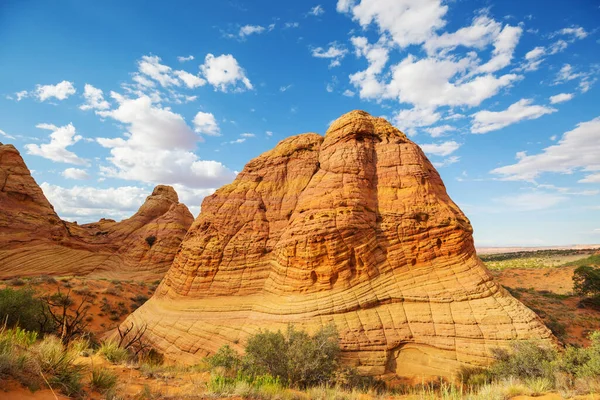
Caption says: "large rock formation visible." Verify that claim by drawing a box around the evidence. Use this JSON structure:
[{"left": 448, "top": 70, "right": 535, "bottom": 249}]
[
  {"left": 0, "top": 143, "right": 194, "bottom": 281},
  {"left": 122, "top": 111, "right": 553, "bottom": 379}
]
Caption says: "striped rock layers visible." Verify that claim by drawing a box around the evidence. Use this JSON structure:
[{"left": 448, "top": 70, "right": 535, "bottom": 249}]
[
  {"left": 0, "top": 143, "right": 193, "bottom": 281},
  {"left": 122, "top": 111, "right": 553, "bottom": 379}
]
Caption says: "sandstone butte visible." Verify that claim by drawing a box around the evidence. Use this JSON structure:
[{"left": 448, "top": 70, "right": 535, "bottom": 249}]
[
  {"left": 122, "top": 110, "right": 554, "bottom": 380},
  {"left": 0, "top": 143, "right": 194, "bottom": 281}
]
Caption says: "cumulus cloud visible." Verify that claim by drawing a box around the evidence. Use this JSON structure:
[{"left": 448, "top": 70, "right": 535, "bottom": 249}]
[
  {"left": 311, "top": 42, "right": 348, "bottom": 68},
  {"left": 338, "top": 0, "right": 448, "bottom": 48},
  {"left": 62, "top": 168, "right": 90, "bottom": 180},
  {"left": 35, "top": 81, "right": 76, "bottom": 101},
  {"left": 96, "top": 95, "right": 236, "bottom": 188},
  {"left": 15, "top": 90, "right": 29, "bottom": 101},
  {"left": 25, "top": 123, "right": 88, "bottom": 165},
  {"left": 471, "top": 99, "right": 557, "bottom": 134},
  {"left": 420, "top": 140, "right": 460, "bottom": 156},
  {"left": 177, "top": 55, "right": 194, "bottom": 62},
  {"left": 432, "top": 155, "right": 460, "bottom": 168},
  {"left": 174, "top": 70, "right": 206, "bottom": 88},
  {"left": 549, "top": 93, "right": 574, "bottom": 104},
  {"left": 393, "top": 107, "right": 441, "bottom": 135},
  {"left": 200, "top": 54, "right": 253, "bottom": 92},
  {"left": 491, "top": 117, "right": 600, "bottom": 182},
  {"left": 556, "top": 26, "right": 588, "bottom": 40},
  {"left": 193, "top": 111, "right": 220, "bottom": 136},
  {"left": 80, "top": 84, "right": 110, "bottom": 111}
]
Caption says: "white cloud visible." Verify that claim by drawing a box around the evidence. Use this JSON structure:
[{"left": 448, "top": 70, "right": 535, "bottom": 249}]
[
  {"left": 96, "top": 95, "right": 236, "bottom": 188},
  {"left": 193, "top": 111, "right": 220, "bottom": 136},
  {"left": 284, "top": 22, "right": 300, "bottom": 28},
  {"left": 239, "top": 24, "right": 266, "bottom": 38},
  {"left": 280, "top": 84, "right": 293, "bottom": 92},
  {"left": 138, "top": 55, "right": 180, "bottom": 87},
  {"left": 556, "top": 26, "right": 588, "bottom": 40},
  {"left": 174, "top": 70, "right": 206, "bottom": 88},
  {"left": 520, "top": 46, "right": 546, "bottom": 71},
  {"left": 425, "top": 124, "right": 456, "bottom": 137},
  {"left": 424, "top": 14, "right": 501, "bottom": 54},
  {"left": 200, "top": 54, "right": 253, "bottom": 92},
  {"left": 554, "top": 64, "right": 582, "bottom": 84},
  {"left": 240, "top": 133, "right": 255, "bottom": 137},
  {"left": 35, "top": 81, "right": 76, "bottom": 101},
  {"left": 420, "top": 140, "right": 460, "bottom": 156},
  {"left": 25, "top": 123, "right": 88, "bottom": 165},
  {"left": 385, "top": 55, "right": 520, "bottom": 109},
  {"left": 475, "top": 24, "right": 522, "bottom": 74},
  {"left": 493, "top": 192, "right": 568, "bottom": 211},
  {"left": 0, "top": 129, "right": 16, "bottom": 140},
  {"left": 342, "top": 89, "right": 355, "bottom": 97},
  {"left": 309, "top": 5, "right": 325, "bottom": 16},
  {"left": 433, "top": 155, "right": 460, "bottom": 168},
  {"left": 227, "top": 138, "right": 246, "bottom": 144},
  {"left": 393, "top": 107, "right": 441, "bottom": 135},
  {"left": 337, "top": 0, "right": 448, "bottom": 48},
  {"left": 549, "top": 93, "right": 574, "bottom": 104},
  {"left": 177, "top": 55, "right": 194, "bottom": 62},
  {"left": 491, "top": 116, "right": 600, "bottom": 182},
  {"left": 80, "top": 84, "right": 110, "bottom": 111},
  {"left": 15, "top": 90, "right": 28, "bottom": 101},
  {"left": 62, "top": 168, "right": 90, "bottom": 180},
  {"left": 266, "top": 131, "right": 273, "bottom": 137},
  {"left": 311, "top": 42, "right": 348, "bottom": 68},
  {"left": 471, "top": 99, "right": 557, "bottom": 134}
]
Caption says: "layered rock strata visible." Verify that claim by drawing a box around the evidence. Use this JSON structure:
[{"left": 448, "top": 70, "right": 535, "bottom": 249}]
[
  {"left": 122, "top": 111, "right": 553, "bottom": 379},
  {"left": 0, "top": 143, "right": 193, "bottom": 281}
]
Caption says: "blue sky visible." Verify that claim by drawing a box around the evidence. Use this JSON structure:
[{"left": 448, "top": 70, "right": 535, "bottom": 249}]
[{"left": 1, "top": 0, "right": 599, "bottom": 247}]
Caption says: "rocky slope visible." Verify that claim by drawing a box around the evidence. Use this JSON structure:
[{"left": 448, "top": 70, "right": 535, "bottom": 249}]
[
  {"left": 123, "top": 110, "right": 553, "bottom": 380},
  {"left": 0, "top": 143, "right": 194, "bottom": 281}
]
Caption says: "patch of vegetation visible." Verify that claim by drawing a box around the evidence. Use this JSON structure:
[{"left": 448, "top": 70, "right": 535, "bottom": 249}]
[
  {"left": 564, "top": 254, "right": 600, "bottom": 268},
  {"left": 98, "top": 340, "right": 129, "bottom": 364},
  {"left": 0, "top": 287, "right": 55, "bottom": 335},
  {"left": 145, "top": 235, "right": 157, "bottom": 247},
  {"left": 90, "top": 367, "right": 118, "bottom": 394}
]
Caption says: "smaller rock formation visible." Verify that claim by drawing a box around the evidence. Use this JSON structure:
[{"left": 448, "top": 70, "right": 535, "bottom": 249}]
[{"left": 0, "top": 144, "right": 194, "bottom": 281}]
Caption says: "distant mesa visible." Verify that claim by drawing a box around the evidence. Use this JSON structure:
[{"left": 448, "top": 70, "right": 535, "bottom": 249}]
[
  {"left": 122, "top": 110, "right": 554, "bottom": 380},
  {"left": 0, "top": 143, "right": 193, "bottom": 281}
]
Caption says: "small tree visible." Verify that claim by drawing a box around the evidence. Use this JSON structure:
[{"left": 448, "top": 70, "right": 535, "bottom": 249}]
[
  {"left": 573, "top": 265, "right": 600, "bottom": 298},
  {"left": 0, "top": 288, "right": 55, "bottom": 334}
]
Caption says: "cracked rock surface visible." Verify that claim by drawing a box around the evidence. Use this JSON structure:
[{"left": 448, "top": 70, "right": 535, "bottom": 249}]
[
  {"left": 0, "top": 144, "right": 194, "bottom": 281},
  {"left": 122, "top": 111, "right": 553, "bottom": 379}
]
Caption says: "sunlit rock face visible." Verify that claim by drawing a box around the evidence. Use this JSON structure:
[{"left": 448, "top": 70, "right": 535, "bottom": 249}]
[
  {"left": 121, "top": 111, "right": 553, "bottom": 380},
  {"left": 0, "top": 143, "right": 194, "bottom": 281}
]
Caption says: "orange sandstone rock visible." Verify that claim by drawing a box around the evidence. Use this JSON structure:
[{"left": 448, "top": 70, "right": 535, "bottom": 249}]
[
  {"left": 0, "top": 143, "right": 193, "bottom": 281},
  {"left": 122, "top": 111, "right": 553, "bottom": 379}
]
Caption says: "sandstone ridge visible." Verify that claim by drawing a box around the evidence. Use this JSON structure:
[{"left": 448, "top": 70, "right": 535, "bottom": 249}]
[
  {"left": 0, "top": 143, "right": 194, "bottom": 281},
  {"left": 123, "top": 110, "right": 553, "bottom": 379}
]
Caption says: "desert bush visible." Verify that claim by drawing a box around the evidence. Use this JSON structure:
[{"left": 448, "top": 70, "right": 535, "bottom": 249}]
[
  {"left": 91, "top": 367, "right": 118, "bottom": 394},
  {"left": 0, "top": 288, "right": 55, "bottom": 335},
  {"left": 145, "top": 235, "right": 156, "bottom": 247},
  {"left": 573, "top": 265, "right": 600, "bottom": 297},
  {"left": 489, "top": 340, "right": 557, "bottom": 382},
  {"left": 98, "top": 340, "right": 130, "bottom": 364},
  {"left": 207, "top": 344, "right": 241, "bottom": 373},
  {"left": 8, "top": 277, "right": 26, "bottom": 286},
  {"left": 34, "top": 335, "right": 85, "bottom": 396}
]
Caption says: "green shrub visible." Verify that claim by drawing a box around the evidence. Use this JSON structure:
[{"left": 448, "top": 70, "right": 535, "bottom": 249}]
[
  {"left": 206, "top": 344, "right": 241, "bottom": 372},
  {"left": 91, "top": 368, "right": 118, "bottom": 393},
  {"left": 489, "top": 341, "right": 557, "bottom": 382},
  {"left": 0, "top": 288, "right": 55, "bottom": 335},
  {"left": 241, "top": 324, "right": 340, "bottom": 388},
  {"left": 98, "top": 340, "right": 129, "bottom": 364},
  {"left": 573, "top": 265, "right": 600, "bottom": 297}
]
